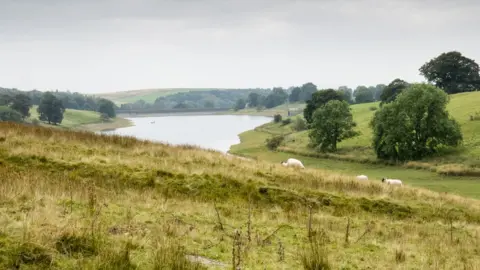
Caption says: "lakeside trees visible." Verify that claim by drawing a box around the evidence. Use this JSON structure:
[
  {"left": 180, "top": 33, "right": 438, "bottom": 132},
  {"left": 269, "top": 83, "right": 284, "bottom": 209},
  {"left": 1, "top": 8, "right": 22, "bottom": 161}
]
[
  {"left": 303, "top": 89, "right": 345, "bottom": 124},
  {"left": 37, "top": 92, "right": 65, "bottom": 125},
  {"left": 97, "top": 98, "right": 116, "bottom": 118}
]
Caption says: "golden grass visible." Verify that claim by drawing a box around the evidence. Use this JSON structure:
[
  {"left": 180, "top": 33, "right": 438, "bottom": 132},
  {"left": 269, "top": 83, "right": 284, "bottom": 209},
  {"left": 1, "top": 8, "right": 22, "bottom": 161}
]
[{"left": 1, "top": 122, "right": 480, "bottom": 269}]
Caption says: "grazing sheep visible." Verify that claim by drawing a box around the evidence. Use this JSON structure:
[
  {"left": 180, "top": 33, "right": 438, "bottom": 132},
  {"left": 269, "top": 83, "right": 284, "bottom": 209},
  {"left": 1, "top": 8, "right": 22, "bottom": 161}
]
[
  {"left": 281, "top": 158, "right": 305, "bottom": 169},
  {"left": 382, "top": 178, "right": 403, "bottom": 185},
  {"left": 356, "top": 175, "right": 368, "bottom": 181}
]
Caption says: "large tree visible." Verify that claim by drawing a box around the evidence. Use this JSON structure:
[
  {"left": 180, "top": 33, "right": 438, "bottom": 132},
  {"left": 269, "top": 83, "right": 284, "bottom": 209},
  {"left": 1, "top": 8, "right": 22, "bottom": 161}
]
[
  {"left": 10, "top": 93, "right": 32, "bottom": 119},
  {"left": 380, "top": 79, "right": 410, "bottom": 106},
  {"left": 419, "top": 51, "right": 480, "bottom": 94},
  {"left": 234, "top": 98, "right": 247, "bottom": 111},
  {"left": 37, "top": 92, "right": 65, "bottom": 125},
  {"left": 371, "top": 83, "right": 462, "bottom": 161},
  {"left": 263, "top": 87, "right": 287, "bottom": 109},
  {"left": 374, "top": 84, "right": 386, "bottom": 101},
  {"left": 247, "top": 92, "right": 262, "bottom": 107},
  {"left": 309, "top": 100, "right": 359, "bottom": 152},
  {"left": 288, "top": 87, "right": 302, "bottom": 102},
  {"left": 97, "top": 98, "right": 116, "bottom": 118},
  {"left": 303, "top": 89, "right": 345, "bottom": 124},
  {"left": 353, "top": 86, "right": 375, "bottom": 103}
]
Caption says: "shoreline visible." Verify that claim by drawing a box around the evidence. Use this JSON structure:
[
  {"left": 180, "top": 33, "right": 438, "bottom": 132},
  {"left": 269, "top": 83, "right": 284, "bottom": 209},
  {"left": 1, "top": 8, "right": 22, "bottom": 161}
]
[{"left": 76, "top": 117, "right": 134, "bottom": 132}]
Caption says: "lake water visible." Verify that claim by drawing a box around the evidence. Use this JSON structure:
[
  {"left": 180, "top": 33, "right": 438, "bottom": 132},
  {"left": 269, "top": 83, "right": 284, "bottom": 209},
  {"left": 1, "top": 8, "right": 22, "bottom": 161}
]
[{"left": 101, "top": 114, "right": 272, "bottom": 153}]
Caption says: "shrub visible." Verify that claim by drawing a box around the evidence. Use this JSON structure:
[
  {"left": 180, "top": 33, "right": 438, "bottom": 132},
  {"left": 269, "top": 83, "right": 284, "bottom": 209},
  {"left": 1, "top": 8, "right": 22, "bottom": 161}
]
[
  {"left": 273, "top": 114, "right": 282, "bottom": 123},
  {"left": 292, "top": 116, "right": 307, "bottom": 131},
  {"left": 369, "top": 106, "right": 378, "bottom": 111},
  {"left": 281, "top": 118, "right": 292, "bottom": 125},
  {"left": 266, "top": 135, "right": 285, "bottom": 150}
]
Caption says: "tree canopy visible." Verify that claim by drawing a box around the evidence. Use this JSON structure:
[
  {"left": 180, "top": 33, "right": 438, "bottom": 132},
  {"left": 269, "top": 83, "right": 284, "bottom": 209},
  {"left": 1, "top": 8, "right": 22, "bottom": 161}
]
[
  {"left": 380, "top": 79, "right": 410, "bottom": 106},
  {"left": 353, "top": 86, "right": 375, "bottom": 103},
  {"left": 419, "top": 51, "right": 480, "bottom": 94},
  {"left": 37, "top": 92, "right": 65, "bottom": 125},
  {"left": 234, "top": 99, "right": 247, "bottom": 111},
  {"left": 309, "top": 100, "right": 359, "bottom": 152},
  {"left": 371, "top": 83, "right": 463, "bottom": 161},
  {"left": 0, "top": 106, "right": 23, "bottom": 123},
  {"left": 10, "top": 94, "right": 32, "bottom": 119},
  {"left": 97, "top": 98, "right": 116, "bottom": 118},
  {"left": 304, "top": 89, "right": 345, "bottom": 124}
]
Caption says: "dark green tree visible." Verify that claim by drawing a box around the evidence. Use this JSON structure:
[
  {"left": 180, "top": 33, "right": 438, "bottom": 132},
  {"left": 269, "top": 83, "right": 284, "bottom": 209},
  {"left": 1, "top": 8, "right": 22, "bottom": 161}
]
[
  {"left": 37, "top": 92, "right": 65, "bottom": 125},
  {"left": 371, "top": 83, "right": 463, "bottom": 161},
  {"left": 10, "top": 94, "right": 32, "bottom": 119},
  {"left": 204, "top": 100, "right": 215, "bottom": 108},
  {"left": 380, "top": 79, "right": 410, "bottom": 106},
  {"left": 97, "top": 98, "right": 116, "bottom": 118},
  {"left": 263, "top": 88, "right": 288, "bottom": 108},
  {"left": 309, "top": 100, "right": 359, "bottom": 152},
  {"left": 299, "top": 82, "right": 317, "bottom": 101},
  {"left": 419, "top": 51, "right": 480, "bottom": 94},
  {"left": 303, "top": 89, "right": 344, "bottom": 124}
]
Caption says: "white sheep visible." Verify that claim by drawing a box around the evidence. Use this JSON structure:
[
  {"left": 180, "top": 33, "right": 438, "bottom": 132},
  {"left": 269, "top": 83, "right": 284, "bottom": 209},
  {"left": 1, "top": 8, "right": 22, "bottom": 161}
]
[
  {"left": 356, "top": 175, "right": 368, "bottom": 181},
  {"left": 281, "top": 158, "right": 305, "bottom": 169},
  {"left": 382, "top": 177, "right": 403, "bottom": 185}
]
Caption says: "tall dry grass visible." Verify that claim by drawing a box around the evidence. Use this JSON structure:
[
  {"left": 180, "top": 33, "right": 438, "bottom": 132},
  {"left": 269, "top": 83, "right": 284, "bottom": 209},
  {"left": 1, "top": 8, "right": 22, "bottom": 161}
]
[{"left": 1, "top": 122, "right": 480, "bottom": 269}]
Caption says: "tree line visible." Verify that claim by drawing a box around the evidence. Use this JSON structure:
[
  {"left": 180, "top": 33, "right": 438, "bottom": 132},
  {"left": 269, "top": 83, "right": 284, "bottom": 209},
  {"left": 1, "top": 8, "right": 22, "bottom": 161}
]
[
  {"left": 273, "top": 51, "right": 479, "bottom": 162},
  {"left": 0, "top": 88, "right": 117, "bottom": 125}
]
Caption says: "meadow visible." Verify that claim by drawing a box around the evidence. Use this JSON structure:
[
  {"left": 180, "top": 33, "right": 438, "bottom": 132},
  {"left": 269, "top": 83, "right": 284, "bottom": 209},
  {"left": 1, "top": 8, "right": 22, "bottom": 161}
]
[
  {"left": 231, "top": 92, "right": 480, "bottom": 180},
  {"left": 27, "top": 106, "right": 132, "bottom": 132},
  {"left": 1, "top": 122, "right": 480, "bottom": 269}
]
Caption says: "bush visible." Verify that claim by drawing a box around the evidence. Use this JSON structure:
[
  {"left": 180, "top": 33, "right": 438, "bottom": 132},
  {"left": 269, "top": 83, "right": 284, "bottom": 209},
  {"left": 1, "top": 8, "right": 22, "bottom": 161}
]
[
  {"left": 273, "top": 114, "right": 282, "bottom": 123},
  {"left": 292, "top": 116, "right": 307, "bottom": 131},
  {"left": 281, "top": 118, "right": 292, "bottom": 125},
  {"left": 369, "top": 106, "right": 378, "bottom": 111},
  {"left": 266, "top": 135, "right": 285, "bottom": 150},
  {"left": 470, "top": 112, "right": 480, "bottom": 121}
]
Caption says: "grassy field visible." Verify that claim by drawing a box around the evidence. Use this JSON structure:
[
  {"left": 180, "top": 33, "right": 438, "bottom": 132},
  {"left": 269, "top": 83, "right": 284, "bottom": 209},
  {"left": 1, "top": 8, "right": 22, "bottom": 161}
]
[
  {"left": 97, "top": 88, "right": 229, "bottom": 105},
  {"left": 28, "top": 106, "right": 132, "bottom": 131},
  {"left": 231, "top": 92, "right": 480, "bottom": 177},
  {"left": 1, "top": 122, "right": 480, "bottom": 269}
]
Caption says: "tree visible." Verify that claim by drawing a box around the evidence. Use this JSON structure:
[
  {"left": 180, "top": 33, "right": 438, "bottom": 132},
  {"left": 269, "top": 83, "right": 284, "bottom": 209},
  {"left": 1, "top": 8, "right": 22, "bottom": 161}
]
[
  {"left": 337, "top": 86, "right": 353, "bottom": 104},
  {"left": 353, "top": 86, "right": 375, "bottom": 103},
  {"left": 299, "top": 82, "right": 317, "bottom": 102},
  {"left": 97, "top": 98, "right": 116, "bottom": 118},
  {"left": 37, "top": 92, "right": 65, "bottom": 125},
  {"left": 303, "top": 89, "right": 344, "bottom": 124},
  {"left": 0, "top": 94, "right": 12, "bottom": 106},
  {"left": 204, "top": 100, "right": 215, "bottom": 108},
  {"left": 371, "top": 83, "right": 462, "bottom": 161},
  {"left": 247, "top": 92, "right": 261, "bottom": 107},
  {"left": 273, "top": 114, "right": 282, "bottom": 123},
  {"left": 289, "top": 87, "right": 302, "bottom": 102},
  {"left": 234, "top": 99, "right": 246, "bottom": 111},
  {"left": 380, "top": 79, "right": 409, "bottom": 106},
  {"left": 309, "top": 100, "right": 359, "bottom": 152},
  {"left": 0, "top": 106, "right": 23, "bottom": 123},
  {"left": 419, "top": 51, "right": 480, "bottom": 94},
  {"left": 10, "top": 94, "right": 32, "bottom": 119}
]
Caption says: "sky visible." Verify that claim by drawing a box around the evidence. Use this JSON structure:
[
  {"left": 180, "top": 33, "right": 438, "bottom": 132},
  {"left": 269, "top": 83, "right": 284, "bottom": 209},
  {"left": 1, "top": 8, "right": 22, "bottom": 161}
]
[{"left": 1, "top": 0, "right": 479, "bottom": 94}]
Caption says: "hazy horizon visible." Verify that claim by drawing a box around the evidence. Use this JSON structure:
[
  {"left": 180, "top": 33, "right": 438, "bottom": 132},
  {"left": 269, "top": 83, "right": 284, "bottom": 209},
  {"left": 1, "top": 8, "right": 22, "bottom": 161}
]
[{"left": 1, "top": 0, "right": 479, "bottom": 94}]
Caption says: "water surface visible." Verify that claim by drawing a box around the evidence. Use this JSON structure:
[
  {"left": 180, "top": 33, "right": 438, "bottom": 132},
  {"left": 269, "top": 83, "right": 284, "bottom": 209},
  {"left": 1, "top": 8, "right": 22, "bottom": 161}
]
[{"left": 101, "top": 114, "right": 272, "bottom": 153}]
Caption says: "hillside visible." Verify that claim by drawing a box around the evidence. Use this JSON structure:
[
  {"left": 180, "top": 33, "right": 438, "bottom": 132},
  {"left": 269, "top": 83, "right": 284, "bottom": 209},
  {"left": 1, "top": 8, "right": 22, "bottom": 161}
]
[
  {"left": 1, "top": 122, "right": 480, "bottom": 269},
  {"left": 230, "top": 92, "right": 480, "bottom": 197},
  {"left": 27, "top": 106, "right": 131, "bottom": 131},
  {"left": 98, "top": 88, "right": 240, "bottom": 105}
]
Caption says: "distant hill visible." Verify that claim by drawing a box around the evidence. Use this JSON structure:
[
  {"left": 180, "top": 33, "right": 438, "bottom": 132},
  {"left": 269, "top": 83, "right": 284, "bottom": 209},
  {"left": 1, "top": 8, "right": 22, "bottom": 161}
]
[{"left": 97, "top": 88, "right": 245, "bottom": 105}]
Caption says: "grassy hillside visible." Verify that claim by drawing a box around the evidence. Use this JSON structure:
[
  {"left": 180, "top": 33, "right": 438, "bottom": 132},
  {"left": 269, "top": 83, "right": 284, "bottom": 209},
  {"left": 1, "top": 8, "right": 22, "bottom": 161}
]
[
  {"left": 1, "top": 122, "right": 480, "bottom": 269},
  {"left": 230, "top": 92, "right": 480, "bottom": 199},
  {"left": 98, "top": 88, "right": 232, "bottom": 105},
  {"left": 28, "top": 106, "right": 132, "bottom": 131}
]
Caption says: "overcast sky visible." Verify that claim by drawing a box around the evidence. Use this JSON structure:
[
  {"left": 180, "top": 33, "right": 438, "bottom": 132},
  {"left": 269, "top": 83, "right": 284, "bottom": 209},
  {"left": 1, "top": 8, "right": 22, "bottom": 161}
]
[{"left": 1, "top": 0, "right": 479, "bottom": 94}]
